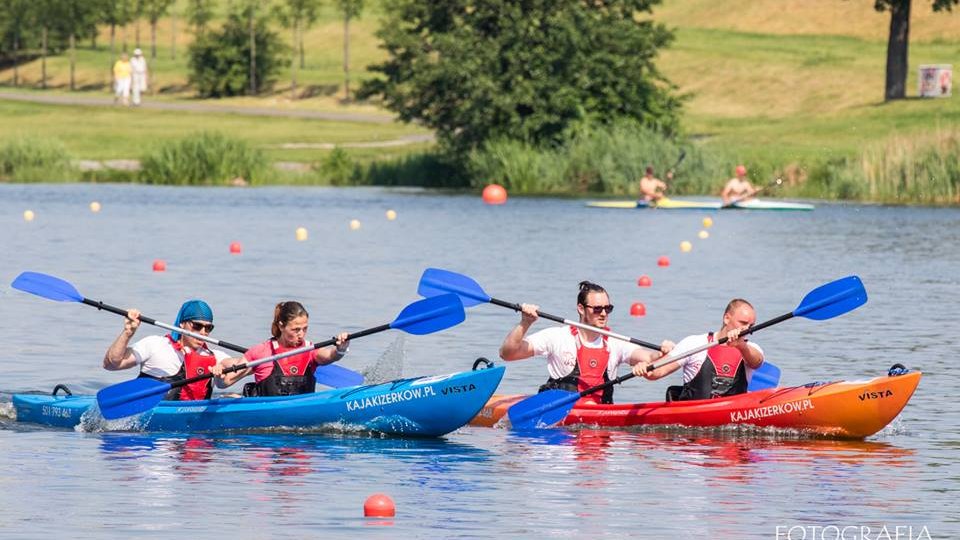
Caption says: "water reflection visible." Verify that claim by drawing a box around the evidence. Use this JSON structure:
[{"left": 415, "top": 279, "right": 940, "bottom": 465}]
[{"left": 98, "top": 432, "right": 494, "bottom": 484}]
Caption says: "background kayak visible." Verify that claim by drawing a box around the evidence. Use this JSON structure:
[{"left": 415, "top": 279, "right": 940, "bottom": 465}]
[
  {"left": 470, "top": 369, "right": 920, "bottom": 439},
  {"left": 14, "top": 366, "right": 504, "bottom": 437},
  {"left": 585, "top": 197, "right": 814, "bottom": 210}
]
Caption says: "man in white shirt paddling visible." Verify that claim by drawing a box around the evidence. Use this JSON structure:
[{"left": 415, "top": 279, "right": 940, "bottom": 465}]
[
  {"left": 634, "top": 298, "right": 764, "bottom": 401},
  {"left": 500, "top": 281, "right": 674, "bottom": 404}
]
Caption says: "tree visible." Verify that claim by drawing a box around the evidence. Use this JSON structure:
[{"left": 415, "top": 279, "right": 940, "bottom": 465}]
[
  {"left": 875, "top": 0, "right": 958, "bottom": 101},
  {"left": 58, "top": 0, "right": 100, "bottom": 90},
  {"left": 188, "top": 10, "right": 288, "bottom": 97},
  {"left": 185, "top": 0, "right": 216, "bottom": 37},
  {"left": 274, "top": 0, "right": 322, "bottom": 98},
  {"left": 140, "top": 0, "right": 174, "bottom": 59},
  {"left": 100, "top": 0, "right": 135, "bottom": 58},
  {"left": 336, "top": 0, "right": 362, "bottom": 102},
  {"left": 360, "top": 0, "right": 681, "bottom": 157},
  {"left": 0, "top": 0, "right": 36, "bottom": 87}
]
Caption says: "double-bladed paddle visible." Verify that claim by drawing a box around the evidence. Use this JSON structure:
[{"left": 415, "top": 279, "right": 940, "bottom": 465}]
[
  {"left": 11, "top": 271, "right": 364, "bottom": 388},
  {"left": 419, "top": 267, "right": 782, "bottom": 390},
  {"left": 506, "top": 275, "right": 868, "bottom": 429},
  {"left": 722, "top": 178, "right": 784, "bottom": 209},
  {"left": 94, "top": 293, "right": 466, "bottom": 419},
  {"left": 418, "top": 268, "right": 664, "bottom": 350}
]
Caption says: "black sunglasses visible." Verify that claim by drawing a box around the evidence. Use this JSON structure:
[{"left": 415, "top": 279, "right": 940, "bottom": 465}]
[
  {"left": 582, "top": 304, "right": 614, "bottom": 314},
  {"left": 187, "top": 321, "right": 215, "bottom": 333}
]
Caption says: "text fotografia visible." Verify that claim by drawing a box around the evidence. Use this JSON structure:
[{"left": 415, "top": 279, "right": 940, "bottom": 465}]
[{"left": 775, "top": 525, "right": 932, "bottom": 540}]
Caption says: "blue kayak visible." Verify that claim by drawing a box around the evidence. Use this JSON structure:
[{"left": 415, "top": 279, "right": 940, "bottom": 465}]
[{"left": 13, "top": 366, "right": 504, "bottom": 437}]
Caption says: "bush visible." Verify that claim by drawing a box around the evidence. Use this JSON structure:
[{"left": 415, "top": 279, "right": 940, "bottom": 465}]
[
  {"left": 139, "top": 132, "right": 269, "bottom": 185},
  {"left": 316, "top": 148, "right": 358, "bottom": 186},
  {"left": 466, "top": 121, "right": 720, "bottom": 195},
  {"left": 188, "top": 12, "right": 288, "bottom": 98},
  {"left": 0, "top": 137, "right": 75, "bottom": 182},
  {"left": 364, "top": 153, "right": 468, "bottom": 188}
]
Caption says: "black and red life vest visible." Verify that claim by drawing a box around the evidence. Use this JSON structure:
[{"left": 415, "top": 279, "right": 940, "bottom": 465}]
[
  {"left": 244, "top": 340, "right": 317, "bottom": 397},
  {"left": 677, "top": 333, "right": 748, "bottom": 401},
  {"left": 136, "top": 335, "right": 217, "bottom": 401},
  {"left": 538, "top": 326, "right": 613, "bottom": 404}
]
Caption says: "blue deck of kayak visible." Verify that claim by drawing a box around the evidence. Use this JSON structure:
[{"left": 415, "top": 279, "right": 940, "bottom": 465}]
[{"left": 13, "top": 366, "right": 504, "bottom": 437}]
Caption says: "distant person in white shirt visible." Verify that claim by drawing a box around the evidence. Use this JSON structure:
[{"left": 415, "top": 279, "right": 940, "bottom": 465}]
[{"left": 130, "top": 48, "right": 149, "bottom": 106}]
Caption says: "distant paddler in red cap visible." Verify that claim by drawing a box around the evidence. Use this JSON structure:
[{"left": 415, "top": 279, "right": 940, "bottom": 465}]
[
  {"left": 104, "top": 299, "right": 231, "bottom": 401},
  {"left": 721, "top": 164, "right": 758, "bottom": 205}
]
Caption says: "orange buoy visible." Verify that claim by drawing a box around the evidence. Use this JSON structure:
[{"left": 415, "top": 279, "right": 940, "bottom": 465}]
[
  {"left": 630, "top": 302, "right": 646, "bottom": 317},
  {"left": 637, "top": 275, "right": 652, "bottom": 287},
  {"left": 152, "top": 259, "right": 167, "bottom": 272},
  {"left": 364, "top": 494, "right": 396, "bottom": 517},
  {"left": 482, "top": 184, "right": 507, "bottom": 205},
  {"left": 229, "top": 242, "right": 242, "bottom": 254},
  {"left": 657, "top": 256, "right": 670, "bottom": 267}
]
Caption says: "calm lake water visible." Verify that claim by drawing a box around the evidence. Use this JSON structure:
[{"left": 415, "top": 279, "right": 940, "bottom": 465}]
[{"left": 1, "top": 184, "right": 957, "bottom": 539}]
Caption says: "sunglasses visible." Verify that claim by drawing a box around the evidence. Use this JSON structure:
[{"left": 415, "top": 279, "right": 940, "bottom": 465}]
[
  {"left": 187, "top": 321, "right": 215, "bottom": 333},
  {"left": 582, "top": 304, "right": 614, "bottom": 315}
]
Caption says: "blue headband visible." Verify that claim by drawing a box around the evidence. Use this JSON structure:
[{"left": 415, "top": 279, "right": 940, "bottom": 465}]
[{"left": 171, "top": 299, "right": 213, "bottom": 341}]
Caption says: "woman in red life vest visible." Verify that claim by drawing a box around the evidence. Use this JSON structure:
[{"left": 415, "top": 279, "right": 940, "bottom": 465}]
[
  {"left": 213, "top": 301, "right": 349, "bottom": 397},
  {"left": 634, "top": 298, "right": 765, "bottom": 401},
  {"left": 499, "top": 281, "right": 674, "bottom": 404},
  {"left": 103, "top": 299, "right": 230, "bottom": 401}
]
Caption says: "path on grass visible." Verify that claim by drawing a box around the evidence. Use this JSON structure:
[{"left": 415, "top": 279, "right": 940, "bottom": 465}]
[{"left": 0, "top": 89, "right": 435, "bottom": 145}]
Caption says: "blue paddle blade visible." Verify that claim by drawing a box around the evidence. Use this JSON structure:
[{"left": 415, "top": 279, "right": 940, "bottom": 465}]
[
  {"left": 389, "top": 293, "right": 465, "bottom": 335},
  {"left": 96, "top": 378, "right": 171, "bottom": 420},
  {"left": 794, "top": 275, "right": 867, "bottom": 320},
  {"left": 314, "top": 363, "right": 364, "bottom": 387},
  {"left": 507, "top": 390, "right": 579, "bottom": 430},
  {"left": 748, "top": 361, "right": 781, "bottom": 391},
  {"left": 11, "top": 272, "right": 84, "bottom": 302},
  {"left": 417, "top": 268, "right": 492, "bottom": 308}
]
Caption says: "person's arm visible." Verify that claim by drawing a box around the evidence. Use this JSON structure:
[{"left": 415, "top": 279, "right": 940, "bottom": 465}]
[
  {"left": 316, "top": 332, "right": 350, "bottom": 365},
  {"left": 499, "top": 304, "right": 539, "bottom": 361},
  {"left": 632, "top": 337, "right": 694, "bottom": 380},
  {"left": 211, "top": 356, "right": 251, "bottom": 388},
  {"left": 103, "top": 309, "right": 141, "bottom": 371},
  {"left": 627, "top": 339, "right": 674, "bottom": 367},
  {"left": 725, "top": 327, "right": 764, "bottom": 369}
]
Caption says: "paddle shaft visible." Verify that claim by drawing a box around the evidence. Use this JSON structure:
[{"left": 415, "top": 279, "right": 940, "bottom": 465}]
[
  {"left": 488, "top": 297, "right": 662, "bottom": 351},
  {"left": 565, "top": 311, "right": 794, "bottom": 400},
  {"left": 166, "top": 324, "right": 388, "bottom": 391},
  {"left": 81, "top": 298, "right": 250, "bottom": 353}
]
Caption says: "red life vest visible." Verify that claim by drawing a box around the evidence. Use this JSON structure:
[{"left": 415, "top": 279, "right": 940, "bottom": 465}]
[
  {"left": 571, "top": 327, "right": 612, "bottom": 404},
  {"left": 537, "top": 327, "right": 614, "bottom": 404},
  {"left": 168, "top": 335, "right": 217, "bottom": 401},
  {"left": 678, "top": 333, "right": 748, "bottom": 401},
  {"left": 247, "top": 340, "right": 317, "bottom": 397}
]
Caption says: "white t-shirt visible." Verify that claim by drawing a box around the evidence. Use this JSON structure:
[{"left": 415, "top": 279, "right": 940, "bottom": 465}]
[
  {"left": 672, "top": 333, "right": 763, "bottom": 384},
  {"left": 130, "top": 56, "right": 148, "bottom": 75},
  {"left": 131, "top": 334, "right": 230, "bottom": 378},
  {"left": 524, "top": 326, "right": 640, "bottom": 381}
]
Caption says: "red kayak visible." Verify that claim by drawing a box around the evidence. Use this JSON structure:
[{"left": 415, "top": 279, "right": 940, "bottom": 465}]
[{"left": 470, "top": 369, "right": 921, "bottom": 439}]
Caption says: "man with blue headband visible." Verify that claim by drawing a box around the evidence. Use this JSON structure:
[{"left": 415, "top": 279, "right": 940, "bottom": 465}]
[{"left": 103, "top": 299, "right": 231, "bottom": 401}]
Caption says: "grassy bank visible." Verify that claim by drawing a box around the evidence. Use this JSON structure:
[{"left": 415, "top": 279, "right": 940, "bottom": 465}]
[{"left": 0, "top": 99, "right": 428, "bottom": 163}]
